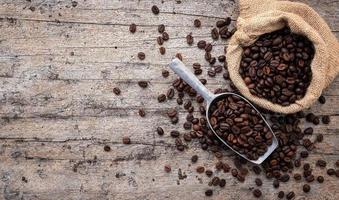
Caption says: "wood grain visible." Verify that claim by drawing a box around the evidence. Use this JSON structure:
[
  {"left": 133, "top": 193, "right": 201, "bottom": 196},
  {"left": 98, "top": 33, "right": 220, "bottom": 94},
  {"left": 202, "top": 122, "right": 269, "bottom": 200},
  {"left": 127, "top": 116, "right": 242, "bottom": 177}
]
[{"left": 0, "top": 0, "right": 338, "bottom": 199}]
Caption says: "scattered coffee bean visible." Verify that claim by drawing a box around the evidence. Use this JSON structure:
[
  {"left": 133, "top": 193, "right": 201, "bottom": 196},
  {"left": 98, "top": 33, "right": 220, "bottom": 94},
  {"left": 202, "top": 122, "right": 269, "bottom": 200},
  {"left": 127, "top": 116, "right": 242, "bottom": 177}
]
[
  {"left": 162, "top": 32, "right": 169, "bottom": 41},
  {"left": 212, "top": 177, "right": 220, "bottom": 186},
  {"left": 159, "top": 47, "right": 166, "bottom": 55},
  {"left": 104, "top": 145, "right": 111, "bottom": 152},
  {"left": 137, "top": 52, "right": 146, "bottom": 60},
  {"left": 205, "top": 170, "right": 213, "bottom": 177},
  {"left": 322, "top": 115, "right": 330, "bottom": 124},
  {"left": 194, "top": 19, "right": 201, "bottom": 27},
  {"left": 252, "top": 166, "right": 262, "bottom": 175},
  {"left": 303, "top": 127, "right": 313, "bottom": 135},
  {"left": 138, "top": 81, "right": 148, "bottom": 88},
  {"left": 176, "top": 53, "right": 183, "bottom": 61},
  {"left": 211, "top": 28, "right": 219, "bottom": 40},
  {"left": 317, "top": 176, "right": 324, "bottom": 183},
  {"left": 122, "top": 137, "right": 131, "bottom": 144},
  {"left": 240, "top": 27, "right": 314, "bottom": 106},
  {"left": 312, "top": 116, "right": 320, "bottom": 125},
  {"left": 253, "top": 189, "right": 262, "bottom": 198},
  {"left": 327, "top": 168, "right": 335, "bottom": 176},
  {"left": 186, "top": 33, "right": 194, "bottom": 45},
  {"left": 151, "top": 5, "right": 159, "bottom": 14},
  {"left": 316, "top": 159, "right": 327, "bottom": 168},
  {"left": 164, "top": 165, "right": 171, "bottom": 173},
  {"left": 158, "top": 94, "right": 166, "bottom": 102},
  {"left": 177, "top": 98, "right": 183, "bottom": 105},
  {"left": 218, "top": 55, "right": 226, "bottom": 62},
  {"left": 205, "top": 43, "right": 213, "bottom": 52},
  {"left": 205, "top": 189, "right": 213, "bottom": 197},
  {"left": 167, "top": 88, "right": 175, "bottom": 99},
  {"left": 197, "top": 40, "right": 207, "bottom": 49},
  {"left": 278, "top": 191, "right": 284, "bottom": 199},
  {"left": 273, "top": 179, "right": 280, "bottom": 188},
  {"left": 293, "top": 173, "right": 301, "bottom": 181},
  {"left": 156, "top": 127, "right": 164, "bottom": 136},
  {"left": 219, "top": 179, "right": 226, "bottom": 187},
  {"left": 255, "top": 178, "right": 263, "bottom": 186},
  {"left": 286, "top": 191, "right": 295, "bottom": 200},
  {"left": 318, "top": 95, "right": 326, "bottom": 104},
  {"left": 113, "top": 87, "right": 121, "bottom": 95},
  {"left": 157, "top": 36, "right": 164, "bottom": 45},
  {"left": 170, "top": 130, "right": 180, "bottom": 138},
  {"left": 335, "top": 169, "right": 339, "bottom": 177},
  {"left": 300, "top": 151, "right": 309, "bottom": 158},
  {"left": 191, "top": 155, "right": 198, "bottom": 163},
  {"left": 158, "top": 24, "right": 165, "bottom": 33},
  {"left": 196, "top": 166, "right": 205, "bottom": 173},
  {"left": 162, "top": 69, "right": 169, "bottom": 78},
  {"left": 336, "top": 160, "right": 339, "bottom": 167},
  {"left": 129, "top": 23, "right": 136, "bottom": 33},
  {"left": 303, "top": 184, "right": 311, "bottom": 193},
  {"left": 138, "top": 109, "right": 146, "bottom": 117}
]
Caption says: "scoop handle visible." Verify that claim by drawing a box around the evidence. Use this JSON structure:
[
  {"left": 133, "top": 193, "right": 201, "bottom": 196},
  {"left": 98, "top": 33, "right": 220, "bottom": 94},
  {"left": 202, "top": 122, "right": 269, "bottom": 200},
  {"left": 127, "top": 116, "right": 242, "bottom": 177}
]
[{"left": 169, "top": 58, "right": 214, "bottom": 103}]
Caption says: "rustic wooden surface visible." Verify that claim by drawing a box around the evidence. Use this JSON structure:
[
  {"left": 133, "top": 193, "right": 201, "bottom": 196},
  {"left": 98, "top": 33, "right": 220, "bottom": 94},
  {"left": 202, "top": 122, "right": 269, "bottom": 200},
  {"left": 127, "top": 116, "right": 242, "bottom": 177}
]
[{"left": 0, "top": 0, "right": 338, "bottom": 199}]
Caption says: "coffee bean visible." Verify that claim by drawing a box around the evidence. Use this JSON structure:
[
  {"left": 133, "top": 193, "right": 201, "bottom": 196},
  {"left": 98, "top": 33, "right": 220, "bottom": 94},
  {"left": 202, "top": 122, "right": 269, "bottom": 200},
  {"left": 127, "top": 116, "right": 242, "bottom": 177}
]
[
  {"left": 157, "top": 36, "right": 164, "bottom": 45},
  {"left": 231, "top": 169, "right": 238, "bottom": 177},
  {"left": 138, "top": 109, "right": 146, "bottom": 117},
  {"left": 196, "top": 166, "right": 205, "bottom": 173},
  {"left": 138, "top": 81, "right": 148, "bottom": 88},
  {"left": 253, "top": 189, "right": 262, "bottom": 198},
  {"left": 122, "top": 137, "right": 131, "bottom": 144},
  {"left": 191, "top": 155, "right": 198, "bottom": 163},
  {"left": 240, "top": 27, "right": 314, "bottom": 106},
  {"left": 164, "top": 165, "right": 171, "bottom": 173},
  {"left": 159, "top": 47, "right": 166, "bottom": 55},
  {"left": 186, "top": 33, "right": 194, "bottom": 45},
  {"left": 183, "top": 122, "right": 192, "bottom": 130},
  {"left": 280, "top": 174, "right": 290, "bottom": 182},
  {"left": 286, "top": 191, "right": 295, "bottom": 200},
  {"left": 216, "top": 20, "right": 227, "bottom": 28},
  {"left": 156, "top": 127, "right": 164, "bottom": 135},
  {"left": 176, "top": 53, "right": 183, "bottom": 61},
  {"left": 157, "top": 94, "right": 166, "bottom": 102},
  {"left": 194, "top": 19, "right": 201, "bottom": 27},
  {"left": 177, "top": 98, "right": 183, "bottom": 105},
  {"left": 205, "top": 43, "right": 213, "bottom": 52},
  {"left": 162, "top": 32, "right": 169, "bottom": 41},
  {"left": 317, "top": 176, "right": 324, "bottom": 183},
  {"left": 205, "top": 189, "right": 213, "bottom": 197},
  {"left": 336, "top": 160, "right": 339, "bottom": 167},
  {"left": 205, "top": 170, "right": 213, "bottom": 177},
  {"left": 197, "top": 40, "right": 207, "bottom": 49},
  {"left": 167, "top": 88, "right": 175, "bottom": 99},
  {"left": 113, "top": 87, "right": 121, "bottom": 95},
  {"left": 151, "top": 5, "right": 159, "bottom": 14},
  {"left": 303, "top": 127, "right": 313, "bottom": 135},
  {"left": 158, "top": 24, "right": 165, "bottom": 33},
  {"left": 137, "top": 52, "right": 145, "bottom": 60},
  {"left": 211, "top": 28, "right": 219, "bottom": 40},
  {"left": 303, "top": 163, "right": 311, "bottom": 171},
  {"left": 303, "top": 184, "right": 310, "bottom": 193},
  {"left": 306, "top": 175, "right": 314, "bottom": 182},
  {"left": 278, "top": 191, "right": 284, "bottom": 199},
  {"left": 300, "top": 151, "right": 309, "bottom": 158},
  {"left": 335, "top": 169, "right": 339, "bottom": 177},
  {"left": 316, "top": 134, "right": 324, "bottom": 142},
  {"left": 316, "top": 159, "right": 327, "bottom": 168},
  {"left": 318, "top": 95, "right": 326, "bottom": 104},
  {"left": 218, "top": 55, "right": 226, "bottom": 62},
  {"left": 129, "top": 23, "right": 136, "bottom": 33},
  {"left": 252, "top": 166, "right": 262, "bottom": 175},
  {"left": 294, "top": 159, "right": 301, "bottom": 168},
  {"left": 212, "top": 177, "right": 220, "bottom": 186},
  {"left": 293, "top": 173, "right": 301, "bottom": 181},
  {"left": 162, "top": 69, "right": 169, "bottom": 78},
  {"left": 273, "top": 179, "right": 280, "bottom": 188},
  {"left": 312, "top": 116, "right": 320, "bottom": 125},
  {"left": 207, "top": 69, "right": 216, "bottom": 77},
  {"left": 327, "top": 168, "right": 335, "bottom": 176},
  {"left": 255, "top": 178, "right": 263, "bottom": 186},
  {"left": 104, "top": 145, "right": 111, "bottom": 152},
  {"left": 219, "top": 179, "right": 226, "bottom": 187},
  {"left": 322, "top": 115, "right": 330, "bottom": 124},
  {"left": 170, "top": 130, "right": 180, "bottom": 138},
  {"left": 171, "top": 116, "right": 178, "bottom": 124}
]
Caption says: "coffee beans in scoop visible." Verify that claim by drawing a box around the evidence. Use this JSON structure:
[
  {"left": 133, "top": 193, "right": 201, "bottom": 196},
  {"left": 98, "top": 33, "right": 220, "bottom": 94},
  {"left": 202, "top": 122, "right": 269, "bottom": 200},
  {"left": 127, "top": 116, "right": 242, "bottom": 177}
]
[
  {"left": 239, "top": 27, "right": 315, "bottom": 106},
  {"left": 208, "top": 95, "right": 273, "bottom": 160}
]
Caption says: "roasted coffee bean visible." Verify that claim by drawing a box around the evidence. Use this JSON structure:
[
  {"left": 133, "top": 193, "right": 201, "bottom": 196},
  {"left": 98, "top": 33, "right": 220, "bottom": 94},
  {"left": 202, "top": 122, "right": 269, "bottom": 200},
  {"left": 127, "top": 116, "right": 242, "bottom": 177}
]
[
  {"left": 170, "top": 130, "right": 180, "bottom": 138},
  {"left": 176, "top": 98, "right": 183, "bottom": 105},
  {"left": 205, "top": 43, "right": 213, "bottom": 52},
  {"left": 156, "top": 127, "right": 164, "bottom": 135},
  {"left": 316, "top": 134, "right": 324, "bottom": 142},
  {"left": 104, "top": 145, "right": 111, "bottom": 152},
  {"left": 159, "top": 47, "right": 166, "bottom": 55},
  {"left": 158, "top": 24, "right": 165, "bottom": 33},
  {"left": 280, "top": 174, "right": 290, "bottom": 182},
  {"left": 231, "top": 169, "right": 238, "bottom": 177},
  {"left": 162, "top": 69, "right": 169, "bottom": 78},
  {"left": 253, "top": 189, "right": 262, "bottom": 198},
  {"left": 194, "top": 19, "right": 201, "bottom": 27},
  {"left": 303, "top": 184, "right": 311, "bottom": 193},
  {"left": 303, "top": 127, "right": 313, "bottom": 135},
  {"left": 240, "top": 27, "right": 314, "bottom": 106},
  {"left": 294, "top": 159, "right": 301, "bottom": 168},
  {"left": 335, "top": 169, "right": 339, "bottom": 177},
  {"left": 196, "top": 166, "right": 205, "bottom": 173},
  {"left": 306, "top": 175, "right": 314, "bottom": 182},
  {"left": 113, "top": 87, "right": 121, "bottom": 95},
  {"left": 129, "top": 23, "right": 136, "bottom": 33},
  {"left": 322, "top": 115, "right": 330, "bottom": 124},
  {"left": 278, "top": 191, "right": 284, "bottom": 199},
  {"left": 186, "top": 33, "right": 194, "bottom": 45},
  {"left": 336, "top": 160, "right": 339, "bottom": 167},
  {"left": 255, "top": 178, "right": 263, "bottom": 186},
  {"left": 157, "top": 94, "right": 166, "bottom": 102},
  {"left": 208, "top": 69, "right": 216, "bottom": 77},
  {"left": 300, "top": 151, "right": 309, "bottom": 158},
  {"left": 205, "top": 189, "right": 213, "bottom": 197},
  {"left": 252, "top": 166, "right": 262, "bottom": 175},
  {"left": 205, "top": 170, "right": 213, "bottom": 177},
  {"left": 214, "top": 65, "right": 223, "bottom": 73},
  {"left": 183, "top": 121, "right": 192, "bottom": 130},
  {"left": 151, "top": 5, "right": 159, "bottom": 14},
  {"left": 293, "top": 173, "right": 301, "bottom": 181},
  {"left": 138, "top": 81, "right": 148, "bottom": 88},
  {"left": 191, "top": 155, "right": 198, "bottom": 163},
  {"left": 171, "top": 116, "right": 178, "bottom": 124},
  {"left": 167, "top": 88, "right": 175, "bottom": 99},
  {"left": 303, "top": 163, "right": 311, "bottom": 171},
  {"left": 219, "top": 179, "right": 226, "bottom": 187},
  {"left": 306, "top": 113, "right": 316, "bottom": 122},
  {"left": 157, "top": 36, "right": 164, "bottom": 45},
  {"left": 162, "top": 32, "right": 169, "bottom": 41},
  {"left": 327, "top": 168, "right": 335, "bottom": 176},
  {"left": 286, "top": 191, "right": 295, "bottom": 200},
  {"left": 318, "top": 95, "right": 326, "bottom": 104},
  {"left": 312, "top": 116, "right": 320, "bottom": 125},
  {"left": 137, "top": 52, "right": 146, "bottom": 60},
  {"left": 122, "top": 137, "right": 131, "bottom": 144},
  {"left": 216, "top": 20, "right": 227, "bottom": 28},
  {"left": 197, "top": 40, "right": 207, "bottom": 49},
  {"left": 138, "top": 109, "right": 146, "bottom": 117},
  {"left": 273, "top": 179, "right": 280, "bottom": 188},
  {"left": 218, "top": 55, "right": 226, "bottom": 62},
  {"left": 316, "top": 159, "right": 327, "bottom": 168},
  {"left": 317, "top": 176, "right": 324, "bottom": 183},
  {"left": 176, "top": 53, "right": 183, "bottom": 61},
  {"left": 164, "top": 165, "right": 171, "bottom": 173},
  {"left": 212, "top": 177, "right": 220, "bottom": 186},
  {"left": 211, "top": 28, "right": 219, "bottom": 40}
]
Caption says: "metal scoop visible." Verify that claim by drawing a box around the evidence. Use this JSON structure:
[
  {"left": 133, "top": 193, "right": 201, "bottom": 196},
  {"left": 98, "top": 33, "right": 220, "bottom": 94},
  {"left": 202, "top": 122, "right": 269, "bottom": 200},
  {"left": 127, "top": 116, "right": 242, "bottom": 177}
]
[{"left": 169, "top": 58, "right": 278, "bottom": 164}]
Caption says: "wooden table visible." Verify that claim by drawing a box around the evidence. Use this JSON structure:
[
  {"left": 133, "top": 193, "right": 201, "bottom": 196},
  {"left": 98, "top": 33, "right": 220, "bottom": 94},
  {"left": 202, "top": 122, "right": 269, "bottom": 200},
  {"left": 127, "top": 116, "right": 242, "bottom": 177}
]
[{"left": 0, "top": 0, "right": 338, "bottom": 199}]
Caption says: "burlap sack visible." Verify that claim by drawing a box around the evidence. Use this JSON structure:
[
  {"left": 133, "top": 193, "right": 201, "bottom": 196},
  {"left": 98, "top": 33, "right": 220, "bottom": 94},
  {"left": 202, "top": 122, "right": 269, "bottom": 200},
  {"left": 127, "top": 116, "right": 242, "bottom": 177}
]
[{"left": 226, "top": 0, "right": 339, "bottom": 114}]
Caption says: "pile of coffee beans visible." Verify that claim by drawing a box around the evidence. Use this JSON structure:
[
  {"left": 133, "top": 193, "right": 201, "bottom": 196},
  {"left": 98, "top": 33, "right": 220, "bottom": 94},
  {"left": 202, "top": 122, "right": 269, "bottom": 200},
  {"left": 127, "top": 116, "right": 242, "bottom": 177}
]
[
  {"left": 239, "top": 27, "right": 315, "bottom": 106},
  {"left": 209, "top": 95, "right": 273, "bottom": 160}
]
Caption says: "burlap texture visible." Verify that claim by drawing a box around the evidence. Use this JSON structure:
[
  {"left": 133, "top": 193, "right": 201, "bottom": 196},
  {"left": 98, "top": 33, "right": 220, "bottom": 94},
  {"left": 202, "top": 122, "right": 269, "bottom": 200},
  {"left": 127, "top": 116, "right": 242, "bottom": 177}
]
[{"left": 226, "top": 0, "right": 339, "bottom": 113}]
